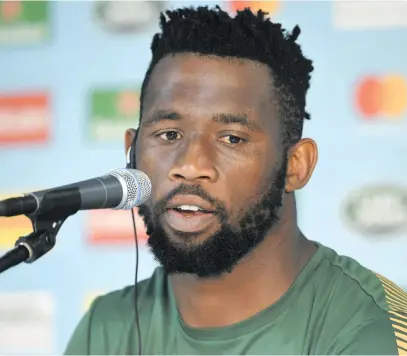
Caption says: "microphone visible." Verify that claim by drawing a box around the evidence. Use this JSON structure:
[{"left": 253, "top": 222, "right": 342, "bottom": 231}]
[{"left": 0, "top": 168, "right": 152, "bottom": 218}]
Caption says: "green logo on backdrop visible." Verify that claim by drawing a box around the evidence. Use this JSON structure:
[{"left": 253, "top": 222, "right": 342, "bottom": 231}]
[
  {"left": 0, "top": 0, "right": 50, "bottom": 45},
  {"left": 89, "top": 88, "right": 140, "bottom": 142},
  {"left": 343, "top": 185, "right": 407, "bottom": 236},
  {"left": 94, "top": 1, "right": 165, "bottom": 33}
]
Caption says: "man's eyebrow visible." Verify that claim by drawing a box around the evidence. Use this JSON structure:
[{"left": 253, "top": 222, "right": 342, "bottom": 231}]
[
  {"left": 212, "top": 113, "right": 261, "bottom": 132},
  {"left": 141, "top": 110, "right": 261, "bottom": 132},
  {"left": 142, "top": 110, "right": 182, "bottom": 127}
]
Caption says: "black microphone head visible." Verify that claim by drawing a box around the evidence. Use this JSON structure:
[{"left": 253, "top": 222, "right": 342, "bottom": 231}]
[{"left": 107, "top": 168, "right": 152, "bottom": 209}]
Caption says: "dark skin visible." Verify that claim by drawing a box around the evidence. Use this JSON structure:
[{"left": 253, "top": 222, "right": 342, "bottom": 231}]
[{"left": 125, "top": 53, "right": 318, "bottom": 328}]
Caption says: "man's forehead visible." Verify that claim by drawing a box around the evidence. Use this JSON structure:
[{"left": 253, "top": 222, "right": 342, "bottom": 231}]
[
  {"left": 151, "top": 53, "right": 270, "bottom": 76},
  {"left": 144, "top": 53, "right": 275, "bottom": 108}
]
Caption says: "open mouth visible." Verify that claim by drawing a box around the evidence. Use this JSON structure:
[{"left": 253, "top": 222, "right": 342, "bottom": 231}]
[
  {"left": 168, "top": 205, "right": 214, "bottom": 217},
  {"left": 163, "top": 202, "right": 217, "bottom": 233}
]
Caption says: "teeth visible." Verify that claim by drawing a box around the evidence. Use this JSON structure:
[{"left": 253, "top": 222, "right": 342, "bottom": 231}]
[{"left": 177, "top": 205, "right": 202, "bottom": 211}]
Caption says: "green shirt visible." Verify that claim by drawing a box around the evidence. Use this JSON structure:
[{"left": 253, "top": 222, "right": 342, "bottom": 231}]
[{"left": 65, "top": 243, "right": 407, "bottom": 355}]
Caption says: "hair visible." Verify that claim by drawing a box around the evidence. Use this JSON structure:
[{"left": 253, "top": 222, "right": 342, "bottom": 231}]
[{"left": 139, "top": 5, "right": 314, "bottom": 150}]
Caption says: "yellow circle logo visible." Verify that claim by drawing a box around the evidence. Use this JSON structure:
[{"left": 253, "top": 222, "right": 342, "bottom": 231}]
[{"left": 229, "top": 1, "right": 280, "bottom": 16}]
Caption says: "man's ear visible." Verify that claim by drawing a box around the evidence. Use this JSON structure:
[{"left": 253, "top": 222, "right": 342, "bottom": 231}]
[
  {"left": 285, "top": 138, "right": 318, "bottom": 193},
  {"left": 125, "top": 128, "right": 137, "bottom": 166}
]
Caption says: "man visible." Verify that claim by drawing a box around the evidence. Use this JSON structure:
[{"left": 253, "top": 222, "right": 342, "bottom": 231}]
[{"left": 65, "top": 5, "right": 407, "bottom": 355}]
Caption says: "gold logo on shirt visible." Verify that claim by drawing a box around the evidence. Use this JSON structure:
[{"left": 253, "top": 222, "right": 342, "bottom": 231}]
[{"left": 376, "top": 274, "right": 407, "bottom": 355}]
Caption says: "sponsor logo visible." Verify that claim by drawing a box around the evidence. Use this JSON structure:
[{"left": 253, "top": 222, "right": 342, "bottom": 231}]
[
  {"left": 343, "top": 185, "right": 407, "bottom": 236},
  {"left": 89, "top": 88, "right": 139, "bottom": 142},
  {"left": 332, "top": 1, "right": 407, "bottom": 30},
  {"left": 86, "top": 209, "right": 148, "bottom": 245},
  {"left": 228, "top": 1, "right": 280, "bottom": 16},
  {"left": 0, "top": 92, "right": 50, "bottom": 145},
  {"left": 0, "top": 193, "right": 32, "bottom": 250},
  {"left": 355, "top": 75, "right": 407, "bottom": 120},
  {"left": 94, "top": 1, "right": 165, "bottom": 33},
  {"left": 0, "top": 0, "right": 50, "bottom": 45}
]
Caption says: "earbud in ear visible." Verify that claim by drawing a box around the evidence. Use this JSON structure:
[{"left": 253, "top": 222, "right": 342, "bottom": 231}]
[{"left": 126, "top": 147, "right": 132, "bottom": 168}]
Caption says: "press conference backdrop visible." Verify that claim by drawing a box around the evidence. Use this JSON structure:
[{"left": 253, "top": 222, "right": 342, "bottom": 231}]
[{"left": 0, "top": 0, "right": 406, "bottom": 353}]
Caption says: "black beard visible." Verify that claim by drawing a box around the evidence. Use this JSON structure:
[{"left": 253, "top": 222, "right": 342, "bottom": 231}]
[{"left": 138, "top": 158, "right": 288, "bottom": 278}]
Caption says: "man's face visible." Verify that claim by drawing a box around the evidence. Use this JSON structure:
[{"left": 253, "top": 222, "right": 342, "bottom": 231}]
[{"left": 135, "top": 54, "right": 287, "bottom": 278}]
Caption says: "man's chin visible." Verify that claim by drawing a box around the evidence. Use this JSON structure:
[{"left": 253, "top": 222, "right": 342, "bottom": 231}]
[
  {"left": 147, "top": 224, "right": 249, "bottom": 278},
  {"left": 161, "top": 224, "right": 220, "bottom": 246}
]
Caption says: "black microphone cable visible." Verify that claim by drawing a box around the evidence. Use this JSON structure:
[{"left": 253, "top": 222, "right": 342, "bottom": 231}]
[{"left": 131, "top": 208, "right": 142, "bottom": 355}]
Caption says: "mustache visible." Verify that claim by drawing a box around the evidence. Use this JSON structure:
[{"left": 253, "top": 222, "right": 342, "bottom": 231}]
[{"left": 153, "top": 184, "right": 227, "bottom": 218}]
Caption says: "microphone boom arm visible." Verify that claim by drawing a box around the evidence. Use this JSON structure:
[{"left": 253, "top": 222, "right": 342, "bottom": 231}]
[{"left": 0, "top": 187, "right": 81, "bottom": 274}]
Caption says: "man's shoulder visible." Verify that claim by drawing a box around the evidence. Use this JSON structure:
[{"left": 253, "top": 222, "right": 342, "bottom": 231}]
[
  {"left": 320, "top": 244, "right": 406, "bottom": 315},
  {"left": 314, "top": 244, "right": 407, "bottom": 354},
  {"left": 90, "top": 266, "right": 168, "bottom": 322},
  {"left": 64, "top": 267, "right": 170, "bottom": 355}
]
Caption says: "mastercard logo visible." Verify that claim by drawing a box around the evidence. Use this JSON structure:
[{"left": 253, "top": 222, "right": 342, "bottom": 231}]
[
  {"left": 229, "top": 1, "right": 280, "bottom": 16},
  {"left": 355, "top": 75, "right": 407, "bottom": 119}
]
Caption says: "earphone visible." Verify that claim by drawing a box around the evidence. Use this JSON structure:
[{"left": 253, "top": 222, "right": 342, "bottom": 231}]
[
  {"left": 126, "top": 129, "right": 138, "bottom": 169},
  {"left": 126, "top": 129, "right": 143, "bottom": 355},
  {"left": 126, "top": 147, "right": 132, "bottom": 168}
]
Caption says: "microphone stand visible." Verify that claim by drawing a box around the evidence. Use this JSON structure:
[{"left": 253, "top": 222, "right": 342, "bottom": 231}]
[{"left": 0, "top": 187, "right": 81, "bottom": 274}]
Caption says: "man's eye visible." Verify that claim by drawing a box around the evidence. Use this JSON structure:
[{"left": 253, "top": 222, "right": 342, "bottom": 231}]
[
  {"left": 158, "top": 131, "right": 181, "bottom": 141},
  {"left": 219, "top": 135, "right": 244, "bottom": 145}
]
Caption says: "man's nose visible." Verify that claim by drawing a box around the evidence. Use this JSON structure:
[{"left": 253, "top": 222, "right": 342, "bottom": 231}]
[{"left": 168, "top": 138, "right": 218, "bottom": 184}]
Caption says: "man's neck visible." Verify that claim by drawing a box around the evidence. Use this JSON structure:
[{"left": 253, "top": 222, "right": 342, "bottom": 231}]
[{"left": 170, "top": 225, "right": 317, "bottom": 329}]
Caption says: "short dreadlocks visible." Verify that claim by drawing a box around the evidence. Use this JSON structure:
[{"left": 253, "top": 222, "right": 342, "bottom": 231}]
[{"left": 140, "top": 5, "right": 314, "bottom": 149}]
